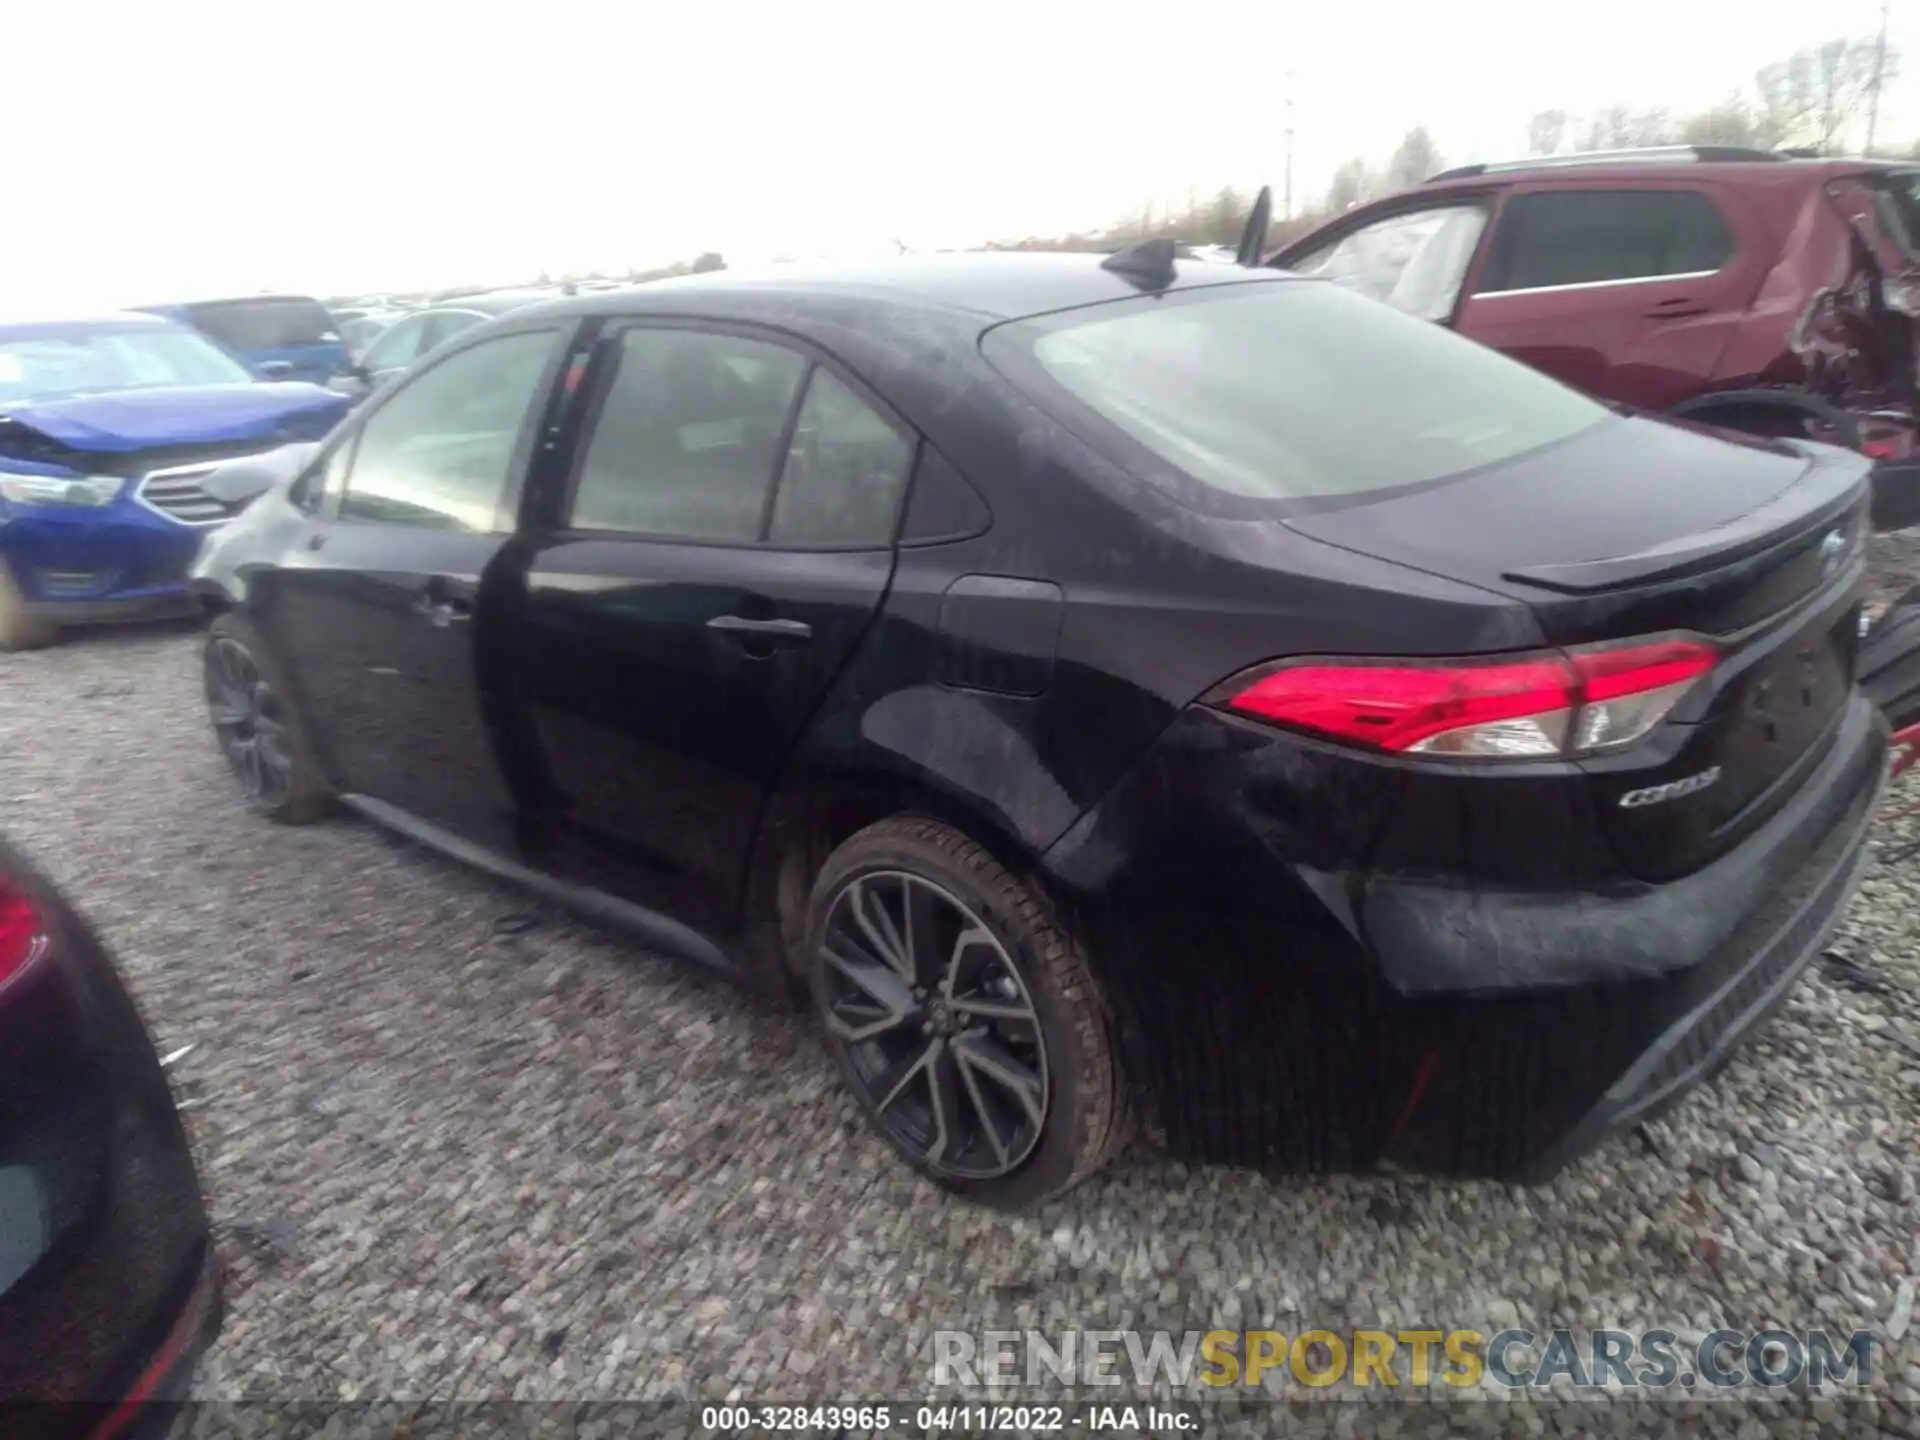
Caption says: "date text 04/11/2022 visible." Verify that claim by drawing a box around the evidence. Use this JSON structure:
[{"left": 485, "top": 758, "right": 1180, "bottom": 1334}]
[{"left": 697, "top": 1403, "right": 1200, "bottom": 1432}]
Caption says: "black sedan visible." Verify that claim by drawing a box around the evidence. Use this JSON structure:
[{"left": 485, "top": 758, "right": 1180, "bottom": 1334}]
[
  {"left": 188, "top": 250, "right": 1884, "bottom": 1206},
  {"left": 0, "top": 840, "right": 220, "bottom": 1438}
]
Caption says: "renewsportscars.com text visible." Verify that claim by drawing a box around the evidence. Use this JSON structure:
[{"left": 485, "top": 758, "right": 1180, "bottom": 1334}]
[{"left": 931, "top": 1327, "right": 1874, "bottom": 1394}]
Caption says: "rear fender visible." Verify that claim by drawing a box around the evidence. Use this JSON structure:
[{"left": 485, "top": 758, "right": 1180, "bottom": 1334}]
[{"left": 1715, "top": 181, "right": 1910, "bottom": 433}]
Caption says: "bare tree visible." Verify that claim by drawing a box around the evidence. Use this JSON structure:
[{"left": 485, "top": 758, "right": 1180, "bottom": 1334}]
[
  {"left": 1325, "top": 159, "right": 1374, "bottom": 213},
  {"left": 690, "top": 252, "right": 726, "bottom": 274},
  {"left": 1680, "top": 96, "right": 1761, "bottom": 148},
  {"left": 1384, "top": 127, "right": 1444, "bottom": 190},
  {"left": 1207, "top": 186, "right": 1244, "bottom": 247},
  {"left": 1579, "top": 105, "right": 1678, "bottom": 150},
  {"left": 1754, "top": 54, "right": 1817, "bottom": 147},
  {"left": 1810, "top": 36, "right": 1894, "bottom": 148},
  {"left": 1756, "top": 36, "right": 1898, "bottom": 150},
  {"left": 1526, "top": 109, "right": 1570, "bottom": 156}
]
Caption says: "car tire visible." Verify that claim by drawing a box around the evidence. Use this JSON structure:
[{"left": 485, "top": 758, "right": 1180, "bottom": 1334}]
[
  {"left": 203, "top": 612, "right": 332, "bottom": 824},
  {"left": 1863, "top": 584, "right": 1920, "bottom": 732},
  {"left": 0, "top": 564, "right": 58, "bottom": 652},
  {"left": 807, "top": 815, "right": 1131, "bottom": 1208}
]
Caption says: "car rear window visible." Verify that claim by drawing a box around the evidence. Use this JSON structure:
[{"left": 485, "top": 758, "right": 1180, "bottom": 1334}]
[
  {"left": 185, "top": 297, "right": 337, "bottom": 351},
  {"left": 986, "top": 279, "right": 1608, "bottom": 504}
]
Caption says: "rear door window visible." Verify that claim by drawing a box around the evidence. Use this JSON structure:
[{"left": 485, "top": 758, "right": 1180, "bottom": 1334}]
[
  {"left": 1476, "top": 189, "right": 1735, "bottom": 293},
  {"left": 985, "top": 279, "right": 1607, "bottom": 505},
  {"left": 767, "top": 369, "right": 915, "bottom": 546},
  {"left": 567, "top": 328, "right": 808, "bottom": 542}
]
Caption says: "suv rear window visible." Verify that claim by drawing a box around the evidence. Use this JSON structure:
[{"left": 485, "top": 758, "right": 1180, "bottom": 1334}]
[
  {"left": 184, "top": 297, "right": 337, "bottom": 350},
  {"left": 986, "top": 280, "right": 1607, "bottom": 504},
  {"left": 1477, "top": 190, "right": 1734, "bottom": 293}
]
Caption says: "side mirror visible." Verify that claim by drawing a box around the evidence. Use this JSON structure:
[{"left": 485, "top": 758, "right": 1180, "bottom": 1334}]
[
  {"left": 1870, "top": 458, "right": 1920, "bottom": 533},
  {"left": 256, "top": 360, "right": 295, "bottom": 381}
]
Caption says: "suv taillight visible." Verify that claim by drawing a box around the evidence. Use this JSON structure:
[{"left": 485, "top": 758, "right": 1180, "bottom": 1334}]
[
  {"left": 1211, "top": 636, "right": 1718, "bottom": 760},
  {"left": 0, "top": 878, "right": 48, "bottom": 1002}
]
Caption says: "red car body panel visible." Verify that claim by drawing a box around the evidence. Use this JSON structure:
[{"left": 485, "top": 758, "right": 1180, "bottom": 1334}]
[{"left": 1275, "top": 158, "right": 1920, "bottom": 456}]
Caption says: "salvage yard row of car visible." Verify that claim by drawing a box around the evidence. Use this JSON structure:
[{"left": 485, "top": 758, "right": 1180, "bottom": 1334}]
[{"left": 5, "top": 144, "right": 1920, "bottom": 1429}]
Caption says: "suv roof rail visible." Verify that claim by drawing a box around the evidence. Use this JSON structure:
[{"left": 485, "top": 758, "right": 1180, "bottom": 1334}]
[{"left": 1426, "top": 145, "right": 1787, "bottom": 183}]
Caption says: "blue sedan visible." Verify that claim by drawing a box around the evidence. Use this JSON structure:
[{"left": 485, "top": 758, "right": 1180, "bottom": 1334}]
[{"left": 0, "top": 313, "right": 349, "bottom": 649}]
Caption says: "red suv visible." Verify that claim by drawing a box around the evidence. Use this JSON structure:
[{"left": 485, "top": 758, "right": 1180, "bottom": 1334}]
[{"left": 1274, "top": 146, "right": 1920, "bottom": 478}]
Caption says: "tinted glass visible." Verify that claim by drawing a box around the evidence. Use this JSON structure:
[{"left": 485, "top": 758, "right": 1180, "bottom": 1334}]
[
  {"left": 569, "top": 329, "right": 806, "bottom": 541},
  {"left": 185, "top": 297, "right": 338, "bottom": 349},
  {"left": 423, "top": 311, "right": 488, "bottom": 351},
  {"left": 1288, "top": 205, "right": 1489, "bottom": 320},
  {"left": 996, "top": 281, "right": 1607, "bottom": 502},
  {"left": 342, "top": 329, "right": 559, "bottom": 531},
  {"left": 768, "top": 369, "right": 914, "bottom": 546},
  {"left": 341, "top": 315, "right": 393, "bottom": 358},
  {"left": 361, "top": 314, "right": 433, "bottom": 374},
  {"left": 0, "top": 326, "right": 252, "bottom": 402},
  {"left": 1479, "top": 190, "right": 1734, "bottom": 292}
]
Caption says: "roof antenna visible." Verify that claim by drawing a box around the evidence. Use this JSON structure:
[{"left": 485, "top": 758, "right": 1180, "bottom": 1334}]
[
  {"left": 1236, "top": 185, "right": 1274, "bottom": 267},
  {"left": 1100, "top": 235, "right": 1179, "bottom": 291}
]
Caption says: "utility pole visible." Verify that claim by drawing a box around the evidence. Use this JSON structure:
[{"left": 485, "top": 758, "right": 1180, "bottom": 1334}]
[
  {"left": 1867, "top": 0, "right": 1891, "bottom": 155},
  {"left": 1284, "top": 71, "right": 1296, "bottom": 221}
]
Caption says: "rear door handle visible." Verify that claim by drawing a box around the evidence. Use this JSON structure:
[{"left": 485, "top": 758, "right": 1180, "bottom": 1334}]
[
  {"left": 706, "top": 614, "right": 813, "bottom": 646},
  {"left": 1644, "top": 297, "right": 1709, "bottom": 318},
  {"left": 413, "top": 577, "right": 475, "bottom": 627}
]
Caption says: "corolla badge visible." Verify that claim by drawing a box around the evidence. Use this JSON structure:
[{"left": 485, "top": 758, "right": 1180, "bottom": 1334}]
[{"left": 1618, "top": 766, "right": 1722, "bottom": 809}]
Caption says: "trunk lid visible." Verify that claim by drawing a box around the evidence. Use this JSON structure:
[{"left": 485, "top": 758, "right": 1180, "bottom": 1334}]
[{"left": 1286, "top": 414, "right": 1872, "bottom": 881}]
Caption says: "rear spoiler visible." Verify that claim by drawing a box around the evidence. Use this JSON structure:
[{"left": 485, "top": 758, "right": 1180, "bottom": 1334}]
[{"left": 1501, "top": 441, "right": 1870, "bottom": 594}]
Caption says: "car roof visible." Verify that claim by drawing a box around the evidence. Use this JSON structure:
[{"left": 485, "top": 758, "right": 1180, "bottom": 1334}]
[
  {"left": 141, "top": 294, "right": 328, "bottom": 309},
  {"left": 517, "top": 252, "right": 1286, "bottom": 330},
  {"left": 439, "top": 288, "right": 571, "bottom": 316},
  {"left": 0, "top": 312, "right": 183, "bottom": 342},
  {"left": 1416, "top": 154, "right": 1909, "bottom": 197}
]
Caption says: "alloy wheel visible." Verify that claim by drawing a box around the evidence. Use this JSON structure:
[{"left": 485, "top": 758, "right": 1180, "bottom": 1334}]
[
  {"left": 204, "top": 636, "right": 295, "bottom": 809},
  {"left": 820, "top": 870, "right": 1050, "bottom": 1180}
]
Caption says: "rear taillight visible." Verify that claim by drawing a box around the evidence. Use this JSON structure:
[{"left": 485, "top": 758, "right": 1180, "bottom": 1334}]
[
  {"left": 0, "top": 878, "right": 49, "bottom": 1001},
  {"left": 1213, "top": 636, "right": 1718, "bottom": 760}
]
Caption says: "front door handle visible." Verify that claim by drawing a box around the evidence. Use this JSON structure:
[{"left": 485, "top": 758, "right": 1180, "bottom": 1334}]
[
  {"left": 412, "top": 597, "right": 471, "bottom": 627},
  {"left": 706, "top": 614, "right": 813, "bottom": 646}
]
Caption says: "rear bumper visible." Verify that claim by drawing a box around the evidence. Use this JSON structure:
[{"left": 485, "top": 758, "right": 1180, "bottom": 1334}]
[
  {"left": 1043, "top": 694, "right": 1887, "bottom": 1178},
  {"left": 1517, "top": 761, "right": 1876, "bottom": 1179},
  {"left": 85, "top": 1247, "right": 223, "bottom": 1440}
]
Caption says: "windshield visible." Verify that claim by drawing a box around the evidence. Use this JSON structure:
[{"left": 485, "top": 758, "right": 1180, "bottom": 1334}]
[
  {"left": 0, "top": 326, "right": 256, "bottom": 404},
  {"left": 991, "top": 279, "right": 1609, "bottom": 504}
]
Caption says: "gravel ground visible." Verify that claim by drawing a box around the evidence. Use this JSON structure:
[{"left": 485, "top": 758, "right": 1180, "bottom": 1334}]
[{"left": 3, "top": 619, "right": 1918, "bottom": 1438}]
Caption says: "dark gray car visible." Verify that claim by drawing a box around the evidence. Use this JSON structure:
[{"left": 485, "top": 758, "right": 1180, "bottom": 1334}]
[{"left": 328, "top": 288, "right": 567, "bottom": 403}]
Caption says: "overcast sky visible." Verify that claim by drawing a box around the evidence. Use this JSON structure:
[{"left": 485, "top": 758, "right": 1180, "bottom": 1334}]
[{"left": 6, "top": 0, "right": 1917, "bottom": 308}]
